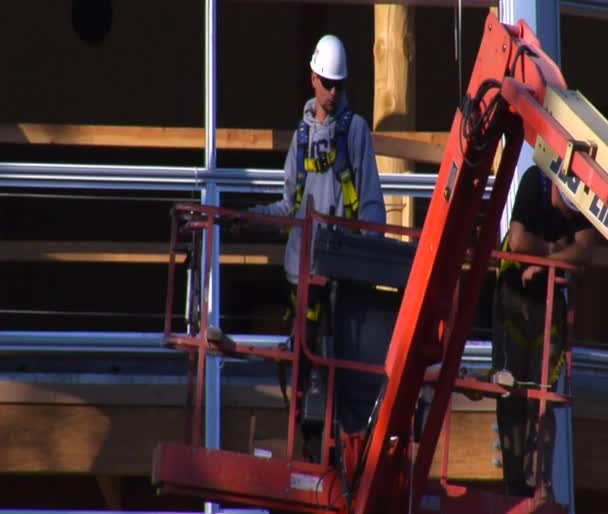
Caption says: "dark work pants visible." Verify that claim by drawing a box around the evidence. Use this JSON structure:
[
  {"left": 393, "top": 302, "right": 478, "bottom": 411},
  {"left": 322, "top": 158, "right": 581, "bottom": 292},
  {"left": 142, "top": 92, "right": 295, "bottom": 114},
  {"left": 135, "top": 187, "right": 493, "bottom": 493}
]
[
  {"left": 292, "top": 280, "right": 397, "bottom": 433},
  {"left": 287, "top": 283, "right": 329, "bottom": 462},
  {"left": 333, "top": 281, "right": 398, "bottom": 434},
  {"left": 492, "top": 278, "right": 567, "bottom": 497}
]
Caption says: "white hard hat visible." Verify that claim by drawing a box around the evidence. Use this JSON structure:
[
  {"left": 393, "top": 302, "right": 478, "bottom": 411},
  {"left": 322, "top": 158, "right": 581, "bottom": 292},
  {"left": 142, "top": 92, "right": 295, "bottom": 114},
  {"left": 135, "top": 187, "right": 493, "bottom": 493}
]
[{"left": 310, "top": 35, "right": 348, "bottom": 80}]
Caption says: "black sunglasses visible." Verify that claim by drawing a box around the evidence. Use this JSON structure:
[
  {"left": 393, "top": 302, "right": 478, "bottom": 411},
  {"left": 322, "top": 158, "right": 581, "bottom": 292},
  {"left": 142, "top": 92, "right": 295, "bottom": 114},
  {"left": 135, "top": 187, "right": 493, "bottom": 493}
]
[{"left": 318, "top": 75, "right": 345, "bottom": 91}]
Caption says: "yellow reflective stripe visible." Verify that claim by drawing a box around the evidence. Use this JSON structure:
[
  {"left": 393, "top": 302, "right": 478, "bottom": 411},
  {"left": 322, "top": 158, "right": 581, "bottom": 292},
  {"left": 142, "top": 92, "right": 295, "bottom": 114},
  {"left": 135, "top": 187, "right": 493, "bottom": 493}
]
[
  {"left": 307, "top": 302, "right": 321, "bottom": 322},
  {"left": 530, "top": 324, "right": 561, "bottom": 349},
  {"left": 503, "top": 319, "right": 565, "bottom": 386},
  {"left": 339, "top": 169, "right": 359, "bottom": 220},
  {"left": 504, "top": 319, "right": 562, "bottom": 350},
  {"left": 503, "top": 319, "right": 530, "bottom": 349},
  {"left": 293, "top": 183, "right": 304, "bottom": 212},
  {"left": 282, "top": 306, "right": 292, "bottom": 321},
  {"left": 549, "top": 349, "right": 566, "bottom": 386}
]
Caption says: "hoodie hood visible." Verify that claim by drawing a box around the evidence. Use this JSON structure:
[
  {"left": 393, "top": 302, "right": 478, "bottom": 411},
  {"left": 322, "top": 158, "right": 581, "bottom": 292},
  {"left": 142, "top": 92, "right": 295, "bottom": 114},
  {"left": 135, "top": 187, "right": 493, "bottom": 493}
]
[{"left": 302, "top": 95, "right": 349, "bottom": 127}]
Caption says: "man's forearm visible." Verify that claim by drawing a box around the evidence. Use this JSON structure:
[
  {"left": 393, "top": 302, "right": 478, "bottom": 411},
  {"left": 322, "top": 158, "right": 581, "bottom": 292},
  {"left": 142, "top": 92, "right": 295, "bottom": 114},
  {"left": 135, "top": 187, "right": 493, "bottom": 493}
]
[
  {"left": 508, "top": 228, "right": 551, "bottom": 257},
  {"left": 548, "top": 242, "right": 592, "bottom": 265},
  {"left": 548, "top": 228, "right": 596, "bottom": 265}
]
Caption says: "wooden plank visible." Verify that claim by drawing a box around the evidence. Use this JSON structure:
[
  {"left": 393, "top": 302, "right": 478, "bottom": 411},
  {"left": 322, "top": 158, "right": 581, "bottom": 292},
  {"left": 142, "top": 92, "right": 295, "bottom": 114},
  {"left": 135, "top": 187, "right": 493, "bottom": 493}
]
[
  {"left": 0, "top": 241, "right": 284, "bottom": 265},
  {"left": 4, "top": 239, "right": 607, "bottom": 269},
  {"left": 373, "top": 132, "right": 446, "bottom": 164},
  {"left": 430, "top": 411, "right": 501, "bottom": 480},
  {"left": 0, "top": 404, "right": 292, "bottom": 475},
  {"left": 0, "top": 379, "right": 494, "bottom": 412},
  {"left": 0, "top": 125, "right": 282, "bottom": 151},
  {"left": 376, "top": 131, "right": 449, "bottom": 145},
  {"left": 431, "top": 413, "right": 608, "bottom": 488},
  {"left": 227, "top": 409, "right": 608, "bottom": 488},
  {"left": 96, "top": 475, "right": 123, "bottom": 511},
  {"left": 561, "top": 3, "right": 608, "bottom": 20},
  {"left": 0, "top": 123, "right": 447, "bottom": 161},
  {"left": 0, "top": 400, "right": 604, "bottom": 491},
  {"left": 0, "top": 241, "right": 180, "bottom": 264},
  {"left": 0, "top": 406, "right": 510, "bottom": 482},
  {"left": 0, "top": 404, "right": 187, "bottom": 475},
  {"left": 0, "top": 380, "right": 189, "bottom": 407},
  {"left": 0, "top": 381, "right": 289, "bottom": 409}
]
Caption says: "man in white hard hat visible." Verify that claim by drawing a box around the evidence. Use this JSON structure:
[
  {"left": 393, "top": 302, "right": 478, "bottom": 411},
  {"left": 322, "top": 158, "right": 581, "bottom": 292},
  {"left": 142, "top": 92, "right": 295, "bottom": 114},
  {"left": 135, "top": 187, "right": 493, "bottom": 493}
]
[
  {"left": 250, "top": 34, "right": 386, "bottom": 460},
  {"left": 492, "top": 165, "right": 596, "bottom": 500},
  {"left": 251, "top": 34, "right": 385, "bottom": 284}
]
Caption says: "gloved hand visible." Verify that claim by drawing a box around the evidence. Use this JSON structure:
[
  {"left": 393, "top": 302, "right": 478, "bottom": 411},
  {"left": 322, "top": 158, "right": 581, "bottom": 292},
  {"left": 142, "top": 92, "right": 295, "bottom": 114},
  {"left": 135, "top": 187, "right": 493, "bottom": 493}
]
[
  {"left": 206, "top": 325, "right": 237, "bottom": 354},
  {"left": 216, "top": 215, "right": 249, "bottom": 238}
]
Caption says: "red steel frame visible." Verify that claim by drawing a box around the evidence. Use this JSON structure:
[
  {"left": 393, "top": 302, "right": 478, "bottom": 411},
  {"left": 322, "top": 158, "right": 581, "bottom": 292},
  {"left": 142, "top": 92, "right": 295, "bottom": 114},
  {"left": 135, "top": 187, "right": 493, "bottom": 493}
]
[
  {"left": 152, "top": 12, "right": 608, "bottom": 514},
  {"left": 155, "top": 204, "right": 418, "bottom": 513}
]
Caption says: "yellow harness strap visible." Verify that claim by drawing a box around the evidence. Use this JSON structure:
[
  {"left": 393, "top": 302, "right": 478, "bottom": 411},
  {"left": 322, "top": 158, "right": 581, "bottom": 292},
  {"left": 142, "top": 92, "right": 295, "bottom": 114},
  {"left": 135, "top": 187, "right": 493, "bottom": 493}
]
[
  {"left": 285, "top": 289, "right": 321, "bottom": 323},
  {"left": 304, "top": 148, "right": 337, "bottom": 173},
  {"left": 502, "top": 319, "right": 565, "bottom": 386},
  {"left": 498, "top": 233, "right": 522, "bottom": 278}
]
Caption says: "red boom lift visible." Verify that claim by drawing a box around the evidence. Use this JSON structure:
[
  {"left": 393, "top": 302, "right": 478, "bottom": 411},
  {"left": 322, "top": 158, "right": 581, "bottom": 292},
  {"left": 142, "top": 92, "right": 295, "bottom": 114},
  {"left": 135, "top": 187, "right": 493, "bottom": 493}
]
[{"left": 152, "top": 13, "right": 608, "bottom": 514}]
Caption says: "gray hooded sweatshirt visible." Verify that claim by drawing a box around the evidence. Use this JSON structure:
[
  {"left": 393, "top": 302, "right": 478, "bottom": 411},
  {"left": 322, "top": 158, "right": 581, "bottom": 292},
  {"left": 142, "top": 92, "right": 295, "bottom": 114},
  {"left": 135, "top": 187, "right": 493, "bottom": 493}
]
[{"left": 251, "top": 97, "right": 386, "bottom": 284}]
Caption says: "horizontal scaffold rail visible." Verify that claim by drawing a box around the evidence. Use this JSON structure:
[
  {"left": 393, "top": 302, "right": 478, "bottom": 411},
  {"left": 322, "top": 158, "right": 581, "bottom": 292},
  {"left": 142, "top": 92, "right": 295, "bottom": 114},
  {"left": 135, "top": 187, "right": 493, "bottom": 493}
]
[{"left": 0, "top": 162, "right": 494, "bottom": 195}]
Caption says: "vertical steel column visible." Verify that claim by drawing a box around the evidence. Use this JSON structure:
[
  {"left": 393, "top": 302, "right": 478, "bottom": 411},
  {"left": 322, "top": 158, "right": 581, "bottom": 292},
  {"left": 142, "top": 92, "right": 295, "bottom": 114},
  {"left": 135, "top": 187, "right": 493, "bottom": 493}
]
[
  {"left": 202, "top": 180, "right": 221, "bottom": 457},
  {"left": 498, "top": 2, "right": 572, "bottom": 510},
  {"left": 205, "top": 0, "right": 217, "bottom": 170},
  {"left": 204, "top": 0, "right": 220, "bottom": 510}
]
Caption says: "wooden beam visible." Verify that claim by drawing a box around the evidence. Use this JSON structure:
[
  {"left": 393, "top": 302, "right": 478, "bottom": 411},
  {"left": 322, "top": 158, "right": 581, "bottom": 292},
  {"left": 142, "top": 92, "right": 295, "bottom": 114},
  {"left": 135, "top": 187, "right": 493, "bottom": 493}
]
[
  {"left": 374, "top": 4, "right": 417, "bottom": 232},
  {"left": 0, "top": 404, "right": 187, "bottom": 475},
  {"left": 373, "top": 131, "right": 447, "bottom": 164},
  {"left": 96, "top": 475, "right": 123, "bottom": 510},
  {"left": 0, "top": 241, "right": 284, "bottom": 265},
  {"left": 0, "top": 395, "right": 604, "bottom": 488},
  {"left": 0, "top": 380, "right": 289, "bottom": 409},
  {"left": 3, "top": 240, "right": 607, "bottom": 269},
  {"left": 0, "top": 124, "right": 290, "bottom": 151},
  {"left": 0, "top": 123, "right": 447, "bottom": 163},
  {"left": 562, "top": 2, "right": 608, "bottom": 20},
  {"left": 0, "top": 400, "right": 599, "bottom": 489}
]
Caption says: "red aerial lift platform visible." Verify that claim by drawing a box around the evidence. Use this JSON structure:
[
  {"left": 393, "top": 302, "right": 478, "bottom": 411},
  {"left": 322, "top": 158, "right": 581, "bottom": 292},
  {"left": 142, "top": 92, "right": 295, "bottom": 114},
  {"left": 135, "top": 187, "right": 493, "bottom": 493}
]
[{"left": 152, "top": 12, "right": 608, "bottom": 514}]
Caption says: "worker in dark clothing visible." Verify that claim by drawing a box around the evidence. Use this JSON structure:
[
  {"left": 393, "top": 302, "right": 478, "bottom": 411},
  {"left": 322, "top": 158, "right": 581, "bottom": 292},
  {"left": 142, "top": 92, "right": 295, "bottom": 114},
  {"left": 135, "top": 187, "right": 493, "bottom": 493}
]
[{"left": 492, "top": 164, "right": 596, "bottom": 500}]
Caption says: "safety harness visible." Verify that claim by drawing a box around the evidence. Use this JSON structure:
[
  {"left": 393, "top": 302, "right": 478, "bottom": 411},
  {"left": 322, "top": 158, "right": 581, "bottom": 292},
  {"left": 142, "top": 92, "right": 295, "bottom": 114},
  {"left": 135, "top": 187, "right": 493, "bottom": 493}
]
[
  {"left": 294, "top": 108, "right": 359, "bottom": 220},
  {"left": 284, "top": 109, "right": 355, "bottom": 368}
]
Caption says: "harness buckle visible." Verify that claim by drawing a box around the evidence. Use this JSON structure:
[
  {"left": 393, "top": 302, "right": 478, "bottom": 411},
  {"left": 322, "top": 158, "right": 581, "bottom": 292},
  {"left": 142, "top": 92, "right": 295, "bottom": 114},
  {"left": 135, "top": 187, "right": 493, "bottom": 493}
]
[{"left": 317, "top": 153, "right": 330, "bottom": 171}]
